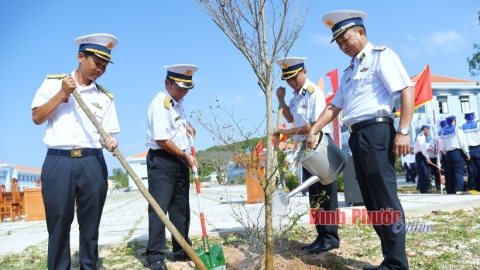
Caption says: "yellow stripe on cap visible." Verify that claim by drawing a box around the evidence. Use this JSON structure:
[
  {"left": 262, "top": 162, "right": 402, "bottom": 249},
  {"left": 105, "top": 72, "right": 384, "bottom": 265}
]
[
  {"left": 282, "top": 67, "right": 304, "bottom": 76},
  {"left": 168, "top": 76, "right": 193, "bottom": 83},
  {"left": 85, "top": 48, "right": 111, "bottom": 59}
]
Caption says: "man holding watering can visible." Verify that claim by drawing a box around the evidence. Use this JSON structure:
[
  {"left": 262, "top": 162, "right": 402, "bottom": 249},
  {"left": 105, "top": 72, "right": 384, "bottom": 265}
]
[{"left": 307, "top": 10, "right": 414, "bottom": 270}]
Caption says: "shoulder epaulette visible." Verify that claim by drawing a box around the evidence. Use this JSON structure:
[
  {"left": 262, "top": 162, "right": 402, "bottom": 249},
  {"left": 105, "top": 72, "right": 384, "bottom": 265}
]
[
  {"left": 372, "top": 46, "right": 386, "bottom": 51},
  {"left": 164, "top": 96, "right": 171, "bottom": 110},
  {"left": 97, "top": 85, "right": 114, "bottom": 99},
  {"left": 307, "top": 85, "right": 315, "bottom": 94},
  {"left": 46, "top": 74, "right": 66, "bottom": 79}
]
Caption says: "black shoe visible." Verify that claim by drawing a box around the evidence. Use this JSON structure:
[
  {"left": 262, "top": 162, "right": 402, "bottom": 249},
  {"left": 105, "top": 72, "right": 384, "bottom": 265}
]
[
  {"left": 173, "top": 253, "right": 190, "bottom": 262},
  {"left": 308, "top": 244, "right": 339, "bottom": 254},
  {"left": 150, "top": 260, "right": 168, "bottom": 270},
  {"left": 301, "top": 239, "right": 322, "bottom": 250}
]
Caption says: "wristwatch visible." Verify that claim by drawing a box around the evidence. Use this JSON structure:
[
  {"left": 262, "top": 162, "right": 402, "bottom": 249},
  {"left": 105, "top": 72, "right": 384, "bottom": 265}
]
[{"left": 397, "top": 127, "right": 410, "bottom": 135}]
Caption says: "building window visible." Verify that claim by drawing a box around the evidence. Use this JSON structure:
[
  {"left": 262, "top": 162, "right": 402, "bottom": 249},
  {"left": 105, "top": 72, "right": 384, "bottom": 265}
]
[
  {"left": 414, "top": 106, "right": 425, "bottom": 114},
  {"left": 438, "top": 97, "right": 449, "bottom": 114},
  {"left": 460, "top": 96, "right": 470, "bottom": 113}
]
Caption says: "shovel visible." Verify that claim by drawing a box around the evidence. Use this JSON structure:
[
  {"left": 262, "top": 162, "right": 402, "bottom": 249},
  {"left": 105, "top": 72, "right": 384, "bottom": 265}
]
[
  {"left": 71, "top": 88, "right": 208, "bottom": 270},
  {"left": 188, "top": 136, "right": 226, "bottom": 270}
]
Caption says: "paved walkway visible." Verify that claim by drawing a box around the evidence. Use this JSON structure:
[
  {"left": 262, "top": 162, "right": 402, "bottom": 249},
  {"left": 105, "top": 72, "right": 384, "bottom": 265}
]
[{"left": 1, "top": 180, "right": 480, "bottom": 257}]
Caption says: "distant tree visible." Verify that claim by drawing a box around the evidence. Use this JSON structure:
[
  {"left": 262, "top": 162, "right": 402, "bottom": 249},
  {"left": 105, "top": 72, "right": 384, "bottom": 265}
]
[
  {"left": 201, "top": 150, "right": 234, "bottom": 184},
  {"left": 108, "top": 168, "right": 129, "bottom": 188},
  {"left": 467, "top": 11, "right": 480, "bottom": 76}
]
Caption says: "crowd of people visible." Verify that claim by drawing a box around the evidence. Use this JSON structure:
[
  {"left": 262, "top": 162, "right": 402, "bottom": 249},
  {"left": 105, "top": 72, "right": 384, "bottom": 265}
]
[{"left": 402, "top": 111, "right": 480, "bottom": 194}]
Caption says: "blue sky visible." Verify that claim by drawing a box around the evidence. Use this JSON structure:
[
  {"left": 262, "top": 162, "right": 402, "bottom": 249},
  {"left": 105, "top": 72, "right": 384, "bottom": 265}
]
[{"left": 1, "top": 1, "right": 479, "bottom": 174}]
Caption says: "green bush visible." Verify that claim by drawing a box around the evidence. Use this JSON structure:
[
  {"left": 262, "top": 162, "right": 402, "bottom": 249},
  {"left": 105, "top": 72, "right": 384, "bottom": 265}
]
[
  {"left": 285, "top": 173, "right": 299, "bottom": 191},
  {"left": 336, "top": 173, "right": 344, "bottom": 191}
]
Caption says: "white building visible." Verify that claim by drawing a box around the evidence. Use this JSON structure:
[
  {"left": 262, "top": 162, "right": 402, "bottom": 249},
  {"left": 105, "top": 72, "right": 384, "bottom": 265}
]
[
  {"left": 126, "top": 150, "right": 149, "bottom": 190},
  {"left": 0, "top": 163, "right": 41, "bottom": 191}
]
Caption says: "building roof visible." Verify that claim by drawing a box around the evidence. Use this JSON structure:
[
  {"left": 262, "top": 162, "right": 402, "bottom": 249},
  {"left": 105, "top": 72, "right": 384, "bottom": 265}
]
[
  {"left": 130, "top": 150, "right": 148, "bottom": 158},
  {"left": 14, "top": 165, "right": 41, "bottom": 173},
  {"left": 411, "top": 73, "right": 478, "bottom": 84}
]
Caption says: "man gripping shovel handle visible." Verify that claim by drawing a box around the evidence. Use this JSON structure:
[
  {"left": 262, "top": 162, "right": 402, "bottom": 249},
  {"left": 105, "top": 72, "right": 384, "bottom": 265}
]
[{"left": 71, "top": 89, "right": 209, "bottom": 270}]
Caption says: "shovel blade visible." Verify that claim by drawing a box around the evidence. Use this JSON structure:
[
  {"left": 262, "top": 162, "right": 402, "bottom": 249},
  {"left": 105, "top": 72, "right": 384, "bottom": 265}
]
[{"left": 194, "top": 245, "right": 226, "bottom": 270}]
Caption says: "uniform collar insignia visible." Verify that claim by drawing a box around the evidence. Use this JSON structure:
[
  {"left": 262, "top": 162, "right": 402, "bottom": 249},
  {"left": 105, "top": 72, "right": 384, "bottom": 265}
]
[
  {"left": 301, "top": 88, "right": 306, "bottom": 96},
  {"left": 346, "top": 77, "right": 351, "bottom": 83},
  {"left": 358, "top": 52, "right": 366, "bottom": 62}
]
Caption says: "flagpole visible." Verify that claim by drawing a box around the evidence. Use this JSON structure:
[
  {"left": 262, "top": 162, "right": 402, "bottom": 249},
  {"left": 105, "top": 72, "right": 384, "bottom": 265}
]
[{"left": 432, "top": 110, "right": 444, "bottom": 194}]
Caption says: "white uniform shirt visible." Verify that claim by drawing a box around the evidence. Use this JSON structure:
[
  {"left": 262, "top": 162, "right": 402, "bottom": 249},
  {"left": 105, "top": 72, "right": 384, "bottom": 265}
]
[
  {"left": 407, "top": 153, "right": 416, "bottom": 164},
  {"left": 440, "top": 126, "right": 469, "bottom": 155},
  {"left": 31, "top": 71, "right": 120, "bottom": 149},
  {"left": 401, "top": 153, "right": 415, "bottom": 164},
  {"left": 414, "top": 133, "right": 430, "bottom": 160},
  {"left": 146, "top": 91, "right": 188, "bottom": 150},
  {"left": 462, "top": 122, "right": 480, "bottom": 147},
  {"left": 331, "top": 42, "right": 414, "bottom": 125},
  {"left": 288, "top": 78, "right": 331, "bottom": 142}
]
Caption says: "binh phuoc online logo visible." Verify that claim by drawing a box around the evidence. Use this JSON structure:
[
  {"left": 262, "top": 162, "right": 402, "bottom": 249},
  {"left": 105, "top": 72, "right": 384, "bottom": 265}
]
[{"left": 309, "top": 208, "right": 433, "bottom": 233}]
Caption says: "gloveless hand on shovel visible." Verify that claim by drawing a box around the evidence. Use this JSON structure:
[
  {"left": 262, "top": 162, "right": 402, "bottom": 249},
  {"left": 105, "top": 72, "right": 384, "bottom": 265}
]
[{"left": 69, "top": 81, "right": 208, "bottom": 270}]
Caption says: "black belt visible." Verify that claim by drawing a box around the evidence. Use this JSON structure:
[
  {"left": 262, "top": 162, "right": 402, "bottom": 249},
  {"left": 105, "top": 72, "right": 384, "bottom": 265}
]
[
  {"left": 47, "top": 148, "right": 103, "bottom": 158},
  {"left": 149, "top": 148, "right": 186, "bottom": 153},
  {"left": 349, "top": 117, "right": 393, "bottom": 133}
]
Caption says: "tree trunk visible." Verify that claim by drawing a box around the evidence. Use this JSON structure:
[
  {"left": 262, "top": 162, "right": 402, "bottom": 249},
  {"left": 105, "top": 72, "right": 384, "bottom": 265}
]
[{"left": 264, "top": 84, "right": 275, "bottom": 269}]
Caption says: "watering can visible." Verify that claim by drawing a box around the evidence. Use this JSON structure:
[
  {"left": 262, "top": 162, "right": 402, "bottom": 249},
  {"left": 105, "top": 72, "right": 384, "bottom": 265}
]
[{"left": 280, "top": 132, "right": 347, "bottom": 205}]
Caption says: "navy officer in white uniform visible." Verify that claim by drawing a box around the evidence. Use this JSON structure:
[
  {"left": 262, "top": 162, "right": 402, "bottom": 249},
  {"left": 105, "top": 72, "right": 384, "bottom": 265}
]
[
  {"left": 275, "top": 57, "right": 340, "bottom": 254},
  {"left": 307, "top": 10, "right": 414, "bottom": 270},
  {"left": 31, "top": 33, "right": 120, "bottom": 270},
  {"left": 462, "top": 111, "right": 480, "bottom": 191},
  {"left": 145, "top": 64, "right": 199, "bottom": 270},
  {"left": 441, "top": 115, "right": 470, "bottom": 193},
  {"left": 413, "top": 125, "right": 432, "bottom": 193}
]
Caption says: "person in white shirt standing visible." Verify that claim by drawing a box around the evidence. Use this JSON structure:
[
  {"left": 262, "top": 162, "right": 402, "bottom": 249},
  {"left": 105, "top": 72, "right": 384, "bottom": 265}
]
[
  {"left": 145, "top": 64, "right": 198, "bottom": 270},
  {"left": 440, "top": 115, "right": 470, "bottom": 194},
  {"left": 402, "top": 146, "right": 417, "bottom": 183},
  {"left": 462, "top": 111, "right": 480, "bottom": 191},
  {"left": 31, "top": 33, "right": 120, "bottom": 270},
  {"left": 307, "top": 10, "right": 414, "bottom": 269},
  {"left": 275, "top": 57, "right": 339, "bottom": 254},
  {"left": 414, "top": 125, "right": 432, "bottom": 193}
]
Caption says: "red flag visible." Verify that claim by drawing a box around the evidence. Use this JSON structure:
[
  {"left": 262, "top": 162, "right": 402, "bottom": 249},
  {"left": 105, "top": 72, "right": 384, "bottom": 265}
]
[
  {"left": 325, "top": 69, "right": 339, "bottom": 104},
  {"left": 326, "top": 69, "right": 339, "bottom": 91},
  {"left": 253, "top": 139, "right": 263, "bottom": 154},
  {"left": 413, "top": 65, "right": 433, "bottom": 108},
  {"left": 394, "top": 65, "right": 433, "bottom": 116}
]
